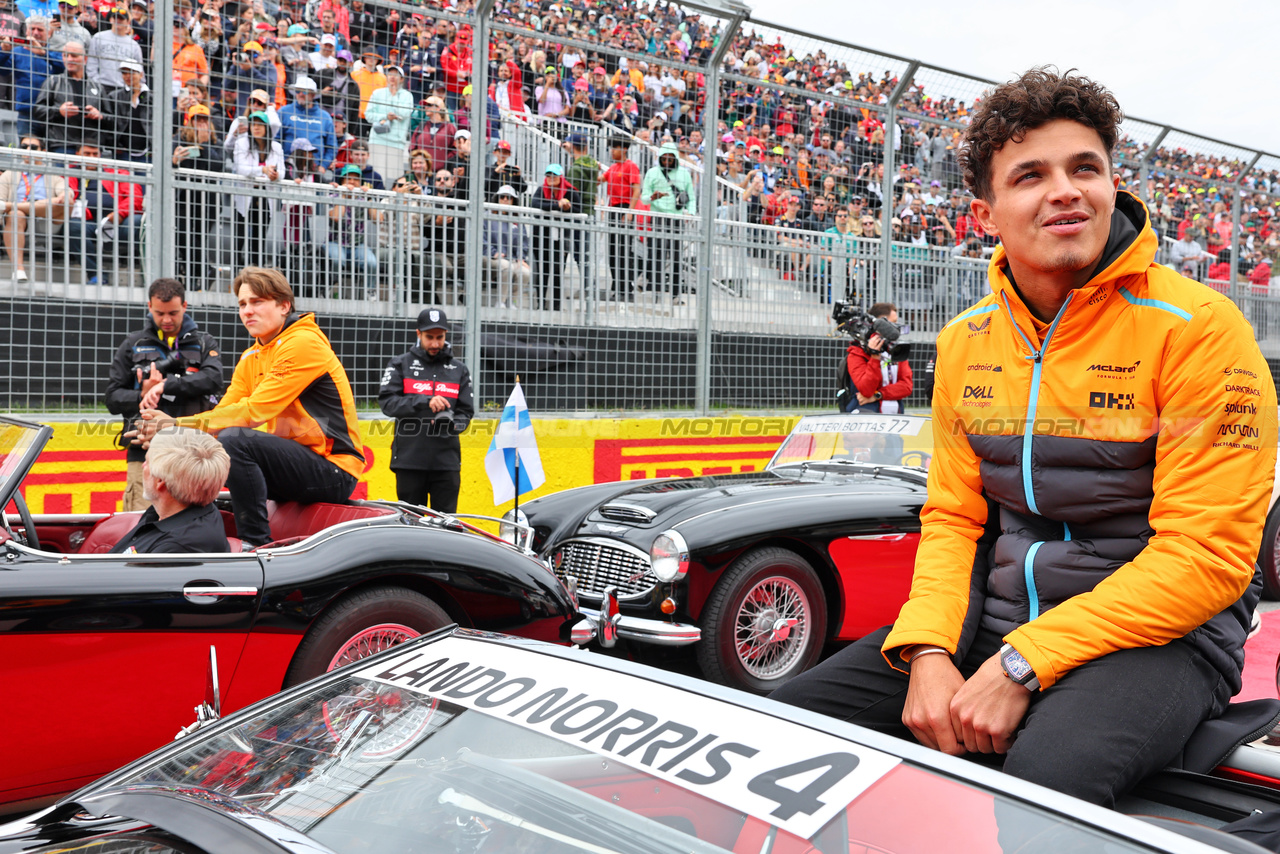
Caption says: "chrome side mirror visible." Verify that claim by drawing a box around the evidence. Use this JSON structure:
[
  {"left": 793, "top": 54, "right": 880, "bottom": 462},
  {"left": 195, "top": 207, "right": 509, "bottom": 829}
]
[{"left": 175, "top": 645, "right": 221, "bottom": 739}]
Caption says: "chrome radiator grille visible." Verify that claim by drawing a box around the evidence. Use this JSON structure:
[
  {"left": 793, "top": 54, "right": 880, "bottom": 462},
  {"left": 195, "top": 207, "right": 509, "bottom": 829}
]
[{"left": 553, "top": 538, "right": 655, "bottom": 598}]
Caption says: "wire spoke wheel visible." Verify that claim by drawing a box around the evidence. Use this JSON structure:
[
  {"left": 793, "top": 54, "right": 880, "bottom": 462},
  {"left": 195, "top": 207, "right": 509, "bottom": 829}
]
[
  {"left": 733, "top": 576, "right": 810, "bottom": 679},
  {"left": 327, "top": 623, "right": 422, "bottom": 672}
]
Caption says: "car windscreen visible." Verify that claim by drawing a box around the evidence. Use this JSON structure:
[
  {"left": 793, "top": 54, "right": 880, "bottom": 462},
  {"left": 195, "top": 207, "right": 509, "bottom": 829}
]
[
  {"left": 107, "top": 637, "right": 1164, "bottom": 854},
  {"left": 769, "top": 415, "right": 931, "bottom": 470},
  {"left": 0, "top": 417, "right": 51, "bottom": 514}
]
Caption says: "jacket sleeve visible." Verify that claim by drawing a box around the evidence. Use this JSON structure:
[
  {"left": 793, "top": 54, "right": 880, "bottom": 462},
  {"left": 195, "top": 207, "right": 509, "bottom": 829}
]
[
  {"left": 377, "top": 354, "right": 430, "bottom": 418},
  {"left": 846, "top": 345, "right": 881, "bottom": 396},
  {"left": 882, "top": 343, "right": 988, "bottom": 668},
  {"left": 531, "top": 187, "right": 554, "bottom": 212},
  {"left": 450, "top": 361, "right": 474, "bottom": 435},
  {"left": 162, "top": 334, "right": 224, "bottom": 404},
  {"left": 33, "top": 75, "right": 60, "bottom": 128},
  {"left": 104, "top": 336, "right": 140, "bottom": 416},
  {"left": 364, "top": 89, "right": 388, "bottom": 125},
  {"left": 177, "top": 332, "right": 329, "bottom": 433},
  {"left": 1005, "top": 299, "right": 1278, "bottom": 689},
  {"left": 880, "top": 359, "right": 913, "bottom": 401}
]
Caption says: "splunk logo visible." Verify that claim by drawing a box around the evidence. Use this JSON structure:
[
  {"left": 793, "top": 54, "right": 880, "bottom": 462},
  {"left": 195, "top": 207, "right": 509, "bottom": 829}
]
[{"left": 1089, "top": 391, "right": 1135, "bottom": 411}]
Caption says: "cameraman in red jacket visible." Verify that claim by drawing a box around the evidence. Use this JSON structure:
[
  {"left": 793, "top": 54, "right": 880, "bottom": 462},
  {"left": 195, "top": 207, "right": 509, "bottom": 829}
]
[{"left": 845, "top": 302, "right": 912, "bottom": 413}]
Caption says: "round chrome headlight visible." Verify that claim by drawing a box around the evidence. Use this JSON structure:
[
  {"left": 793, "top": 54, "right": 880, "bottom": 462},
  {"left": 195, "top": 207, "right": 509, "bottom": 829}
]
[
  {"left": 650, "top": 529, "right": 689, "bottom": 583},
  {"left": 499, "top": 508, "right": 530, "bottom": 545}
]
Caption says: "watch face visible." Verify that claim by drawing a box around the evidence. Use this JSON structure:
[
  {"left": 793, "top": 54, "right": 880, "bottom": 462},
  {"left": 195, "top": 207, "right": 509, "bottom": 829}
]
[{"left": 1003, "top": 648, "right": 1033, "bottom": 682}]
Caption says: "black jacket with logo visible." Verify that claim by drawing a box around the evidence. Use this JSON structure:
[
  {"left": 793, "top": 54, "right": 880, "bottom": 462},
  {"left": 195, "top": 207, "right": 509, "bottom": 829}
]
[
  {"left": 104, "top": 314, "right": 224, "bottom": 462},
  {"left": 378, "top": 343, "right": 474, "bottom": 472}
]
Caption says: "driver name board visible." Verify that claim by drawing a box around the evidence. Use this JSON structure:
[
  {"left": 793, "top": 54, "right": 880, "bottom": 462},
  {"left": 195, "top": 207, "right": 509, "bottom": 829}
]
[
  {"left": 791, "top": 416, "right": 925, "bottom": 436},
  {"left": 357, "top": 638, "right": 901, "bottom": 840}
]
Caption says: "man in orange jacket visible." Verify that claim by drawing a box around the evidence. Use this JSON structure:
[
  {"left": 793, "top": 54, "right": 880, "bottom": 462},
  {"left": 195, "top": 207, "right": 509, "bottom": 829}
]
[
  {"left": 773, "top": 69, "right": 1278, "bottom": 807},
  {"left": 133, "top": 267, "right": 364, "bottom": 546}
]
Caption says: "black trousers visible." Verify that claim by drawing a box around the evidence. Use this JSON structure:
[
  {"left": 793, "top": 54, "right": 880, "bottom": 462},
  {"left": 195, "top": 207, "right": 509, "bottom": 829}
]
[
  {"left": 533, "top": 230, "right": 564, "bottom": 311},
  {"left": 395, "top": 469, "right": 461, "bottom": 514},
  {"left": 235, "top": 198, "right": 272, "bottom": 269},
  {"left": 219, "top": 427, "right": 358, "bottom": 546},
  {"left": 646, "top": 217, "right": 683, "bottom": 297},
  {"left": 606, "top": 208, "right": 636, "bottom": 300},
  {"left": 770, "top": 624, "right": 1229, "bottom": 808}
]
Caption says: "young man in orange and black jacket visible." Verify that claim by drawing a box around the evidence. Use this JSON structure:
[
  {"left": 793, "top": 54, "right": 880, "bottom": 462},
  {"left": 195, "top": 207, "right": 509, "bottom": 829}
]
[{"left": 773, "top": 69, "right": 1278, "bottom": 809}]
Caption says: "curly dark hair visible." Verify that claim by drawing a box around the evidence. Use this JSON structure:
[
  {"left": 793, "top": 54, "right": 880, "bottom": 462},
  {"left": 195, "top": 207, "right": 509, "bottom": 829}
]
[{"left": 960, "top": 67, "right": 1123, "bottom": 201}]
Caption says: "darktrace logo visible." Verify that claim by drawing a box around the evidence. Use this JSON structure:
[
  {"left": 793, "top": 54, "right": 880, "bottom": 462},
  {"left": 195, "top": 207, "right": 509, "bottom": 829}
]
[
  {"left": 1089, "top": 391, "right": 1135, "bottom": 410},
  {"left": 1225, "top": 384, "right": 1262, "bottom": 397},
  {"left": 966, "top": 363, "right": 1003, "bottom": 372},
  {"left": 963, "top": 385, "right": 994, "bottom": 400},
  {"left": 1087, "top": 360, "right": 1140, "bottom": 374},
  {"left": 967, "top": 316, "right": 992, "bottom": 337}
]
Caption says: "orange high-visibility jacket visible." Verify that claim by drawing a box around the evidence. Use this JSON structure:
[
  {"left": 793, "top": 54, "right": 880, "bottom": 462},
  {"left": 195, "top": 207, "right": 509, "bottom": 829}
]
[
  {"left": 884, "top": 192, "right": 1278, "bottom": 693},
  {"left": 178, "top": 313, "right": 365, "bottom": 479}
]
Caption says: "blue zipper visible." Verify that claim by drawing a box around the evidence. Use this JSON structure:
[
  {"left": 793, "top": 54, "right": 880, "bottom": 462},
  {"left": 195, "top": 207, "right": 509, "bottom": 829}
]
[
  {"left": 999, "top": 291, "right": 1074, "bottom": 517},
  {"left": 1024, "top": 541, "right": 1044, "bottom": 620}
]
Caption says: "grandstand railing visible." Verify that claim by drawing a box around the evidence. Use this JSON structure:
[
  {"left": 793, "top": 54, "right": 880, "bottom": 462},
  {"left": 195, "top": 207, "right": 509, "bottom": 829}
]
[{"left": 2, "top": 0, "right": 1279, "bottom": 415}]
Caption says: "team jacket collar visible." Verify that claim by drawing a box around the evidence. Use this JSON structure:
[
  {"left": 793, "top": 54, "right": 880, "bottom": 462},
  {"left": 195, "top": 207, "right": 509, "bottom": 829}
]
[
  {"left": 143, "top": 312, "right": 200, "bottom": 342},
  {"left": 257, "top": 311, "right": 318, "bottom": 346},
  {"left": 985, "top": 191, "right": 1157, "bottom": 336}
]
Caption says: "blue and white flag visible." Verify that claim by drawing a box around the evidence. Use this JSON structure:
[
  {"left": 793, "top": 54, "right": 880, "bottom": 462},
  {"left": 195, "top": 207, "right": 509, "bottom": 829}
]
[{"left": 484, "top": 382, "right": 546, "bottom": 505}]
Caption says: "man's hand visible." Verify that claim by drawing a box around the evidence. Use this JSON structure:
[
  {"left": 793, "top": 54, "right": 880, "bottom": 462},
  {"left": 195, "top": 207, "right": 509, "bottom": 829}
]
[
  {"left": 140, "top": 378, "right": 166, "bottom": 410},
  {"left": 59, "top": 100, "right": 80, "bottom": 118},
  {"left": 85, "top": 104, "right": 102, "bottom": 120},
  {"left": 127, "top": 409, "right": 177, "bottom": 449},
  {"left": 428, "top": 394, "right": 450, "bottom": 413},
  {"left": 902, "top": 653, "right": 965, "bottom": 755},
  {"left": 856, "top": 392, "right": 876, "bottom": 405},
  {"left": 948, "top": 653, "right": 1032, "bottom": 755},
  {"left": 139, "top": 362, "right": 163, "bottom": 397}
]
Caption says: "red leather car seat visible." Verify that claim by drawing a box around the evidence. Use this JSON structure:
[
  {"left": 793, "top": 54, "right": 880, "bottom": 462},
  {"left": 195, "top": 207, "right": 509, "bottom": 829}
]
[
  {"left": 79, "top": 512, "right": 245, "bottom": 554},
  {"left": 265, "top": 501, "right": 396, "bottom": 542}
]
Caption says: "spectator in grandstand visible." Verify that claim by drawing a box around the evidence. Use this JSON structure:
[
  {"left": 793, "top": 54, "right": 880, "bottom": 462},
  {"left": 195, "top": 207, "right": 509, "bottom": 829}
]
[
  {"left": 565, "top": 131, "right": 599, "bottom": 288},
  {"left": 641, "top": 143, "right": 696, "bottom": 305},
  {"left": 490, "top": 58, "right": 526, "bottom": 118},
  {"left": 315, "top": 47, "right": 355, "bottom": 122},
  {"left": 484, "top": 185, "right": 532, "bottom": 309},
  {"left": 327, "top": 163, "right": 380, "bottom": 300},
  {"left": 313, "top": 6, "right": 349, "bottom": 52},
  {"left": 33, "top": 40, "right": 105, "bottom": 154},
  {"left": 350, "top": 46, "right": 387, "bottom": 134},
  {"left": 172, "top": 20, "right": 210, "bottom": 94},
  {"left": 104, "top": 58, "right": 150, "bottom": 161},
  {"left": 225, "top": 46, "right": 275, "bottom": 115},
  {"left": 309, "top": 32, "right": 337, "bottom": 73},
  {"left": 426, "top": 167, "right": 465, "bottom": 303},
  {"left": 64, "top": 136, "right": 114, "bottom": 284},
  {"left": 172, "top": 104, "right": 224, "bottom": 290},
  {"left": 223, "top": 87, "right": 281, "bottom": 152},
  {"left": 232, "top": 110, "right": 283, "bottom": 268},
  {"left": 531, "top": 163, "right": 579, "bottom": 311},
  {"left": 48, "top": 0, "right": 89, "bottom": 53},
  {"left": 439, "top": 24, "right": 471, "bottom": 114},
  {"left": 364, "top": 63, "right": 413, "bottom": 182},
  {"left": 566, "top": 77, "right": 596, "bottom": 123},
  {"left": 0, "top": 134, "right": 69, "bottom": 282},
  {"left": 87, "top": 5, "right": 141, "bottom": 92},
  {"left": 403, "top": 147, "right": 432, "bottom": 188},
  {"left": 410, "top": 16, "right": 450, "bottom": 95},
  {"left": 600, "top": 90, "right": 639, "bottom": 135},
  {"left": 345, "top": 138, "right": 383, "bottom": 190},
  {"left": 278, "top": 76, "right": 335, "bottom": 169},
  {"left": 373, "top": 172, "right": 428, "bottom": 300},
  {"left": 0, "top": 14, "right": 57, "bottom": 138},
  {"left": 821, "top": 204, "right": 860, "bottom": 304},
  {"left": 1170, "top": 227, "right": 1217, "bottom": 280},
  {"left": 535, "top": 65, "right": 569, "bottom": 123},
  {"left": 484, "top": 139, "right": 527, "bottom": 202},
  {"left": 408, "top": 96, "right": 455, "bottom": 182},
  {"left": 346, "top": 0, "right": 386, "bottom": 59}
]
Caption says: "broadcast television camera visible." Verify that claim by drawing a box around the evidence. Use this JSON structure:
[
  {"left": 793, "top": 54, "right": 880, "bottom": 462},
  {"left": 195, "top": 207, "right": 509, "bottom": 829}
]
[{"left": 831, "top": 301, "right": 910, "bottom": 360}]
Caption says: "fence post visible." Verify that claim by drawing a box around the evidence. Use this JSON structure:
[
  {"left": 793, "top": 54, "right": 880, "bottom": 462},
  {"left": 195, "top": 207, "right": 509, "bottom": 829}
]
[
  {"left": 879, "top": 62, "right": 917, "bottom": 303},
  {"left": 465, "top": 2, "right": 495, "bottom": 403},
  {"left": 152, "top": 8, "right": 175, "bottom": 284},
  {"left": 1138, "top": 126, "right": 1169, "bottom": 208},
  {"left": 694, "top": 9, "right": 745, "bottom": 417}
]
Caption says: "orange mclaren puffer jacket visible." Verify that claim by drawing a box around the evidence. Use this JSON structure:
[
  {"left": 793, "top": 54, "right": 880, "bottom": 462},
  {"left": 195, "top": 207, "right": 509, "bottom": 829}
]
[
  {"left": 884, "top": 191, "right": 1278, "bottom": 694},
  {"left": 178, "top": 313, "right": 365, "bottom": 480}
]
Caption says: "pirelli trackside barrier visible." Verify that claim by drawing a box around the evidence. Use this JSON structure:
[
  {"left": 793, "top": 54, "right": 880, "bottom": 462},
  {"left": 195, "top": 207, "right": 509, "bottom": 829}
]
[{"left": 16, "top": 415, "right": 807, "bottom": 516}]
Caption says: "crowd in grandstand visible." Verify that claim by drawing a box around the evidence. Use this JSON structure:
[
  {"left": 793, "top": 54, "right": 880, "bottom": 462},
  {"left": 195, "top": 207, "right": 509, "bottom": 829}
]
[{"left": 0, "top": 0, "right": 1275, "bottom": 306}]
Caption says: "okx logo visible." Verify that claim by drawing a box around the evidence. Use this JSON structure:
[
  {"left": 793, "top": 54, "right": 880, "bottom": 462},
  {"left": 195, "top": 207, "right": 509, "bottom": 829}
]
[
  {"left": 1089, "top": 391, "right": 1135, "bottom": 410},
  {"left": 963, "top": 385, "right": 994, "bottom": 400}
]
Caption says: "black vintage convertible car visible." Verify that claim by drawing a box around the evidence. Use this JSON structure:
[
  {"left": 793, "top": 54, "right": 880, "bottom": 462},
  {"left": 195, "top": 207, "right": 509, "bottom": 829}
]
[
  {"left": 0, "top": 416, "right": 586, "bottom": 813},
  {"left": 512, "top": 413, "right": 932, "bottom": 694}
]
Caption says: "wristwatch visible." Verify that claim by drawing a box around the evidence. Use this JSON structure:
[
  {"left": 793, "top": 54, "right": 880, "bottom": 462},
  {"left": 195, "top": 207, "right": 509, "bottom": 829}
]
[
  {"left": 999, "top": 643, "right": 1039, "bottom": 691},
  {"left": 873, "top": 391, "right": 883, "bottom": 401}
]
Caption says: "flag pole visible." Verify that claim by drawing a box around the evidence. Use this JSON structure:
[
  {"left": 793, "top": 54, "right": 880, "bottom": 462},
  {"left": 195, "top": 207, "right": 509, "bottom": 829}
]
[{"left": 513, "top": 375, "right": 521, "bottom": 521}]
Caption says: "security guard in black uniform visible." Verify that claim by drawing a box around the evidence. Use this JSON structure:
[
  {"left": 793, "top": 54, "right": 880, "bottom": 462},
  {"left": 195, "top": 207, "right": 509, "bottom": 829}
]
[{"left": 378, "top": 308, "right": 475, "bottom": 513}]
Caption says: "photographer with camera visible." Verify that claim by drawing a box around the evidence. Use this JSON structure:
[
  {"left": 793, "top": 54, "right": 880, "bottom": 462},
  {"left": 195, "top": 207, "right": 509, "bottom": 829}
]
[
  {"left": 835, "top": 301, "right": 912, "bottom": 414},
  {"left": 105, "top": 278, "right": 224, "bottom": 511},
  {"left": 378, "top": 308, "right": 474, "bottom": 514}
]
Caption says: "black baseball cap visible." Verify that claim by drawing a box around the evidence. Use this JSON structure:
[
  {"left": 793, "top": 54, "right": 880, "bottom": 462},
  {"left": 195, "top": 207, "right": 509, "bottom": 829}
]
[{"left": 416, "top": 307, "right": 448, "bottom": 331}]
